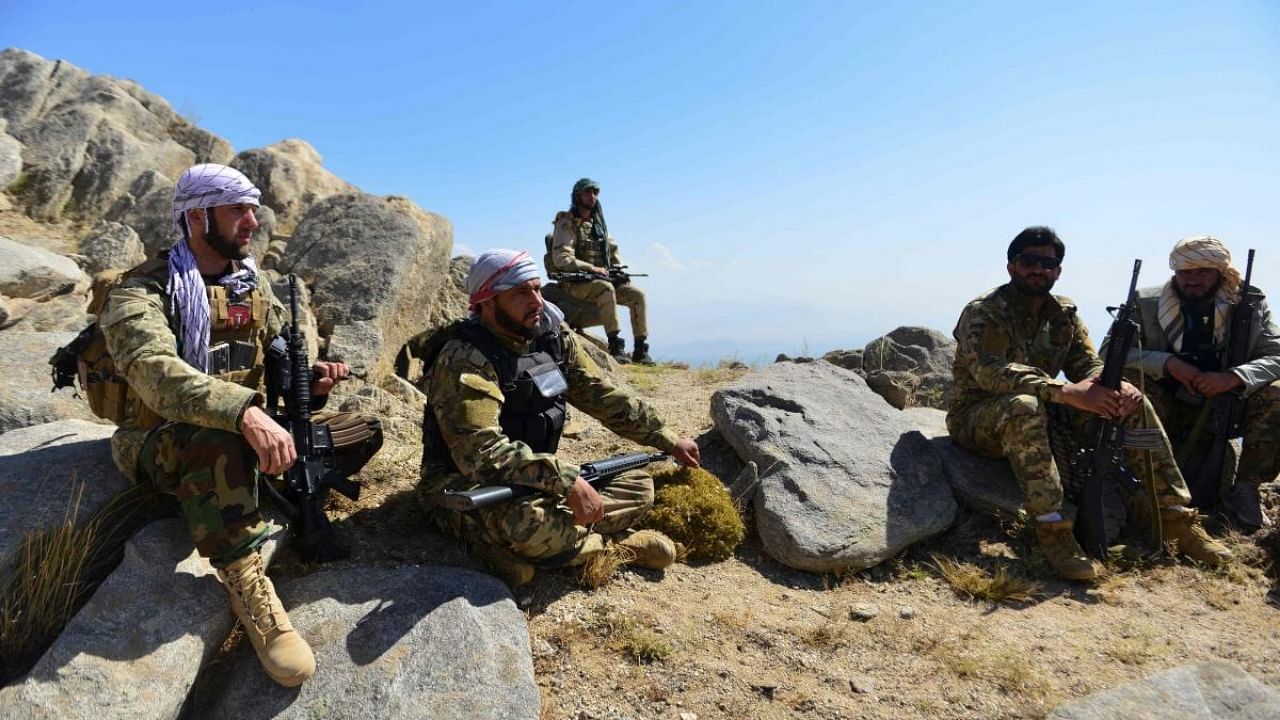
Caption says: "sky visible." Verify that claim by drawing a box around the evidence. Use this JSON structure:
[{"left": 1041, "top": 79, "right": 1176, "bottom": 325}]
[{"left": 3, "top": 1, "right": 1278, "bottom": 365}]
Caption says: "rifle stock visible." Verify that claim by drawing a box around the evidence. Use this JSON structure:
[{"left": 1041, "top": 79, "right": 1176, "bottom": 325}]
[{"left": 438, "top": 452, "right": 669, "bottom": 511}]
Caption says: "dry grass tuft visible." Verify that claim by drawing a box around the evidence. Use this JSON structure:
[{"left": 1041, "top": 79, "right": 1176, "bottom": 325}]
[
  {"left": 1103, "top": 626, "right": 1169, "bottom": 666},
  {"left": 583, "top": 604, "right": 674, "bottom": 664},
  {"left": 929, "top": 634, "right": 1055, "bottom": 708},
  {"left": 804, "top": 617, "right": 853, "bottom": 649},
  {"left": 932, "top": 555, "right": 1041, "bottom": 604},
  {"left": 578, "top": 544, "right": 634, "bottom": 589}
]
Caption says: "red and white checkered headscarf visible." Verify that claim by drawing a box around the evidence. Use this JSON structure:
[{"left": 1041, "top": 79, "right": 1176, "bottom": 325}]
[{"left": 466, "top": 250, "right": 541, "bottom": 311}]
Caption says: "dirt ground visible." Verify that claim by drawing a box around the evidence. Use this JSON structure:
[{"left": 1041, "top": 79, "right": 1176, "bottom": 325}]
[{"left": 322, "top": 360, "right": 1280, "bottom": 720}]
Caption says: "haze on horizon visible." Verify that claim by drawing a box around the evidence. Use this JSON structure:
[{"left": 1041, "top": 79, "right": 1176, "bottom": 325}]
[{"left": 3, "top": 1, "right": 1277, "bottom": 366}]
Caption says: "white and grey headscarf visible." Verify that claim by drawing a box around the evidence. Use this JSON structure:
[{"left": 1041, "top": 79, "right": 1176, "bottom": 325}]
[
  {"left": 1158, "top": 235, "right": 1242, "bottom": 351},
  {"left": 168, "top": 164, "right": 262, "bottom": 371},
  {"left": 466, "top": 249, "right": 564, "bottom": 329}
]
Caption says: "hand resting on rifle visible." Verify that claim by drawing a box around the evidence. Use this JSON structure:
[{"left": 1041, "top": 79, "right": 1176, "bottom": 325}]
[
  {"left": 310, "top": 360, "right": 351, "bottom": 397},
  {"left": 567, "top": 477, "right": 605, "bottom": 524},
  {"left": 1059, "top": 376, "right": 1143, "bottom": 419},
  {"left": 241, "top": 404, "right": 297, "bottom": 474},
  {"left": 1164, "top": 356, "right": 1243, "bottom": 398}
]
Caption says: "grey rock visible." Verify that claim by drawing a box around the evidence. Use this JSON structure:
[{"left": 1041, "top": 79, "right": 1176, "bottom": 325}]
[
  {"left": 191, "top": 566, "right": 539, "bottom": 720},
  {"left": 821, "top": 348, "right": 864, "bottom": 373},
  {"left": 0, "top": 236, "right": 85, "bottom": 299},
  {"left": 727, "top": 460, "right": 760, "bottom": 505},
  {"left": 280, "top": 193, "right": 452, "bottom": 383},
  {"left": 1048, "top": 661, "right": 1280, "bottom": 719},
  {"left": 1, "top": 293, "right": 91, "bottom": 333},
  {"left": 897, "top": 606, "right": 915, "bottom": 619},
  {"left": 102, "top": 169, "right": 175, "bottom": 253},
  {"left": 0, "top": 118, "right": 23, "bottom": 189},
  {"left": 0, "top": 331, "right": 103, "bottom": 433},
  {"left": 77, "top": 220, "right": 145, "bottom": 275},
  {"left": 0, "top": 419, "right": 125, "bottom": 561},
  {"left": 862, "top": 326, "right": 955, "bottom": 375},
  {"left": 0, "top": 519, "right": 285, "bottom": 720},
  {"left": 711, "top": 361, "right": 957, "bottom": 573},
  {"left": 231, "top": 139, "right": 358, "bottom": 236},
  {"left": 902, "top": 407, "right": 1024, "bottom": 519}
]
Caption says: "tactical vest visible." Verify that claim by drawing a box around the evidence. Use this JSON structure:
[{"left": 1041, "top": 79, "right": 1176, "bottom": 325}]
[
  {"left": 568, "top": 214, "right": 609, "bottom": 268},
  {"left": 421, "top": 320, "right": 569, "bottom": 472},
  {"left": 1177, "top": 300, "right": 1222, "bottom": 372}
]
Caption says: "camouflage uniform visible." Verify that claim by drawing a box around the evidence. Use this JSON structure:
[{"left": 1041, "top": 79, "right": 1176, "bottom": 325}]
[
  {"left": 1109, "top": 284, "right": 1280, "bottom": 487},
  {"left": 548, "top": 211, "right": 647, "bottom": 338},
  {"left": 947, "top": 284, "right": 1192, "bottom": 516},
  {"left": 101, "top": 252, "right": 382, "bottom": 567},
  {"left": 418, "top": 320, "right": 678, "bottom": 565}
]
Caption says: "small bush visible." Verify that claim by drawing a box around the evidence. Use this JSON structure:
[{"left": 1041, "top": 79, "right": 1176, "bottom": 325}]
[
  {"left": 643, "top": 466, "right": 745, "bottom": 562},
  {"left": 932, "top": 555, "right": 1041, "bottom": 604}
]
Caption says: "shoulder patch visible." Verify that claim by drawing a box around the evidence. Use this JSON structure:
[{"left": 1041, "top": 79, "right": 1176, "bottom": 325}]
[{"left": 459, "top": 372, "right": 503, "bottom": 401}]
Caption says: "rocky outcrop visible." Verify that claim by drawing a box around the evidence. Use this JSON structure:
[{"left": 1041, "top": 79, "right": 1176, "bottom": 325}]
[
  {"left": 0, "top": 235, "right": 85, "bottom": 299},
  {"left": 1048, "top": 662, "right": 1280, "bottom": 719},
  {"left": 190, "top": 567, "right": 539, "bottom": 720},
  {"left": 77, "top": 220, "right": 145, "bottom": 275},
  {"left": 280, "top": 193, "right": 452, "bottom": 381},
  {"left": 860, "top": 326, "right": 955, "bottom": 410},
  {"left": 231, "top": 139, "right": 358, "bottom": 236},
  {"left": 0, "top": 118, "right": 22, "bottom": 189},
  {"left": 0, "top": 331, "right": 103, "bottom": 433},
  {"left": 710, "top": 360, "right": 957, "bottom": 573},
  {"left": 901, "top": 407, "right": 1023, "bottom": 519},
  {"left": 0, "top": 49, "right": 231, "bottom": 222}
]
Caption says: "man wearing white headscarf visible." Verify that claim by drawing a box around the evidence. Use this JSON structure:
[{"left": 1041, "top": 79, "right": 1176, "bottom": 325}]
[
  {"left": 1106, "top": 236, "right": 1280, "bottom": 529},
  {"left": 416, "top": 249, "right": 701, "bottom": 587},
  {"left": 97, "top": 164, "right": 382, "bottom": 687}
]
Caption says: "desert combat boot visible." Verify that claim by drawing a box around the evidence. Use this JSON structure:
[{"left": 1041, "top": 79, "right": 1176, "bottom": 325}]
[
  {"left": 218, "top": 551, "right": 316, "bottom": 687},
  {"left": 1034, "top": 519, "right": 1098, "bottom": 581},
  {"left": 617, "top": 529, "right": 679, "bottom": 569},
  {"left": 1160, "top": 506, "right": 1231, "bottom": 567}
]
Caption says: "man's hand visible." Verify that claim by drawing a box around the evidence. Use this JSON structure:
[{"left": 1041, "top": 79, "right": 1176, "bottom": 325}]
[
  {"left": 590, "top": 266, "right": 609, "bottom": 277},
  {"left": 1164, "top": 355, "right": 1203, "bottom": 390},
  {"left": 311, "top": 361, "right": 351, "bottom": 397},
  {"left": 566, "top": 476, "right": 605, "bottom": 525},
  {"left": 241, "top": 405, "right": 296, "bottom": 474},
  {"left": 1191, "top": 371, "right": 1244, "bottom": 398},
  {"left": 1060, "top": 376, "right": 1139, "bottom": 419},
  {"left": 672, "top": 438, "right": 701, "bottom": 468}
]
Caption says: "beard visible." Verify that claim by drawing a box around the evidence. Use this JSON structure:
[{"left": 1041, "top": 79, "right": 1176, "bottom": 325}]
[
  {"left": 1011, "top": 273, "right": 1056, "bottom": 296},
  {"left": 204, "top": 211, "right": 251, "bottom": 261},
  {"left": 494, "top": 302, "right": 540, "bottom": 340},
  {"left": 1174, "top": 276, "right": 1221, "bottom": 303}
]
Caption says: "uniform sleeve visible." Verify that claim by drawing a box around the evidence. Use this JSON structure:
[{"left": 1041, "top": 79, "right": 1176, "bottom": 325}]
[
  {"left": 550, "top": 214, "right": 594, "bottom": 272},
  {"left": 561, "top": 329, "right": 679, "bottom": 451},
  {"left": 952, "top": 302, "right": 1069, "bottom": 404},
  {"left": 1233, "top": 296, "right": 1280, "bottom": 395},
  {"left": 607, "top": 236, "right": 623, "bottom": 268},
  {"left": 1063, "top": 311, "right": 1106, "bottom": 384},
  {"left": 428, "top": 342, "right": 578, "bottom": 496},
  {"left": 100, "top": 285, "right": 260, "bottom": 432}
]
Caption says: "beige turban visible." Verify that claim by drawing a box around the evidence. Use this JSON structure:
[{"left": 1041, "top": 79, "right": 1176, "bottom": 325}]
[{"left": 1158, "top": 235, "right": 1241, "bottom": 351}]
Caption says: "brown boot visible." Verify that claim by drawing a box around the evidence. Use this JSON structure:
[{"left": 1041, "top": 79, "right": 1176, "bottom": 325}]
[
  {"left": 218, "top": 552, "right": 316, "bottom": 687},
  {"left": 1161, "top": 506, "right": 1231, "bottom": 567},
  {"left": 472, "top": 543, "right": 537, "bottom": 589},
  {"left": 616, "top": 530, "right": 678, "bottom": 570},
  {"left": 1034, "top": 519, "right": 1098, "bottom": 581}
]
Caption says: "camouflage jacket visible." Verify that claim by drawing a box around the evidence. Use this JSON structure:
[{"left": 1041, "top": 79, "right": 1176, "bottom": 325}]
[
  {"left": 99, "top": 252, "right": 286, "bottom": 479},
  {"left": 549, "top": 211, "right": 622, "bottom": 273},
  {"left": 421, "top": 321, "right": 679, "bottom": 497},
  {"left": 1104, "top": 284, "right": 1280, "bottom": 397},
  {"left": 949, "top": 283, "right": 1104, "bottom": 418}
]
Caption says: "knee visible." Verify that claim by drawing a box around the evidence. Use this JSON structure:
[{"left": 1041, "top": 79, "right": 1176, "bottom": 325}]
[
  {"left": 1007, "top": 394, "right": 1045, "bottom": 419},
  {"left": 492, "top": 502, "right": 580, "bottom": 560},
  {"left": 181, "top": 428, "right": 252, "bottom": 467}
]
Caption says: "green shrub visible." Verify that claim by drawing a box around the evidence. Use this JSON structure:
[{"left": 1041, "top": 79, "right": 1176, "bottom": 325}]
[{"left": 643, "top": 466, "right": 745, "bottom": 562}]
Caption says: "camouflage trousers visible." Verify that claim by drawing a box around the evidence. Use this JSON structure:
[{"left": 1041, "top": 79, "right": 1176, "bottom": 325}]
[
  {"left": 1135, "top": 376, "right": 1280, "bottom": 488},
  {"left": 138, "top": 411, "right": 382, "bottom": 568},
  {"left": 422, "top": 469, "right": 655, "bottom": 566},
  {"left": 947, "top": 393, "right": 1191, "bottom": 516},
  {"left": 557, "top": 278, "right": 647, "bottom": 337}
]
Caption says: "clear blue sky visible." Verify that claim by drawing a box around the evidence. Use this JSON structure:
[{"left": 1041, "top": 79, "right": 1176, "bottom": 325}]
[{"left": 4, "top": 1, "right": 1278, "bottom": 364}]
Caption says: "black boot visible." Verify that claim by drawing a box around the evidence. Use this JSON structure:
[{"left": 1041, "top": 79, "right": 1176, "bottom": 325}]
[
  {"left": 632, "top": 337, "right": 654, "bottom": 365},
  {"left": 607, "top": 333, "right": 630, "bottom": 364}
]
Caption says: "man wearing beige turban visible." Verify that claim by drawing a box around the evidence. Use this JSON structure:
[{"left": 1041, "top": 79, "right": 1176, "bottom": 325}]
[{"left": 1109, "top": 236, "right": 1280, "bottom": 530}]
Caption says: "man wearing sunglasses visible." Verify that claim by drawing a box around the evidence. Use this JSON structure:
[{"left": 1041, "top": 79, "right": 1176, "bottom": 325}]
[
  {"left": 947, "top": 226, "right": 1227, "bottom": 581},
  {"left": 1106, "top": 236, "right": 1279, "bottom": 531}
]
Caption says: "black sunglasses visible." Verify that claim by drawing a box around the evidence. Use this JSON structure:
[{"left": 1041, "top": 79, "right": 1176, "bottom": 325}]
[{"left": 1013, "top": 253, "right": 1061, "bottom": 270}]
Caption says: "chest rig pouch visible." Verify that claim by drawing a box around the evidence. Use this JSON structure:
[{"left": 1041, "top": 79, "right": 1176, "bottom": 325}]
[
  {"left": 206, "top": 285, "right": 269, "bottom": 390},
  {"left": 459, "top": 323, "right": 570, "bottom": 455}
]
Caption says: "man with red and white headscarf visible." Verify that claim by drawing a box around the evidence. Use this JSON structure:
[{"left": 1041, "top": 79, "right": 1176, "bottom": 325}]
[
  {"left": 97, "top": 164, "right": 383, "bottom": 687},
  {"left": 416, "top": 249, "right": 701, "bottom": 587},
  {"left": 1110, "top": 235, "right": 1280, "bottom": 529}
]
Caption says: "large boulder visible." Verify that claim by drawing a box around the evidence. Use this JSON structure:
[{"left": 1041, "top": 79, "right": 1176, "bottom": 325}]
[
  {"left": 1048, "top": 662, "right": 1280, "bottom": 719},
  {"left": 861, "top": 326, "right": 956, "bottom": 410},
  {"left": 190, "top": 567, "right": 539, "bottom": 720},
  {"left": 0, "top": 520, "right": 285, "bottom": 720},
  {"left": 231, "top": 139, "right": 357, "bottom": 236},
  {"left": 0, "top": 118, "right": 22, "bottom": 189},
  {"left": 902, "top": 407, "right": 1023, "bottom": 519},
  {"left": 0, "top": 48, "right": 231, "bottom": 222},
  {"left": 280, "top": 193, "right": 452, "bottom": 382},
  {"left": 710, "top": 360, "right": 957, "bottom": 573},
  {"left": 102, "top": 169, "right": 175, "bottom": 254},
  {"left": 0, "top": 331, "right": 103, "bottom": 434},
  {"left": 0, "top": 420, "right": 126, "bottom": 561},
  {"left": 0, "top": 235, "right": 85, "bottom": 299},
  {"left": 77, "top": 220, "right": 145, "bottom": 275}
]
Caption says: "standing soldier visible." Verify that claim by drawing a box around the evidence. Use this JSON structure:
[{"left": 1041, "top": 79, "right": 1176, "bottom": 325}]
[
  {"left": 417, "top": 249, "right": 700, "bottom": 587},
  {"left": 1108, "top": 236, "right": 1279, "bottom": 530},
  {"left": 946, "top": 226, "right": 1228, "bottom": 581},
  {"left": 98, "top": 164, "right": 383, "bottom": 686},
  {"left": 547, "top": 178, "right": 654, "bottom": 365}
]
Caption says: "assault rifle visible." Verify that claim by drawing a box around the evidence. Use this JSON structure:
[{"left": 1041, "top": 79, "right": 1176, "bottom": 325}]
[
  {"left": 438, "top": 451, "right": 669, "bottom": 511},
  {"left": 1074, "top": 259, "right": 1148, "bottom": 558},
  {"left": 549, "top": 266, "right": 648, "bottom": 286},
  {"left": 1186, "top": 249, "right": 1258, "bottom": 509},
  {"left": 262, "top": 275, "right": 361, "bottom": 562}
]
